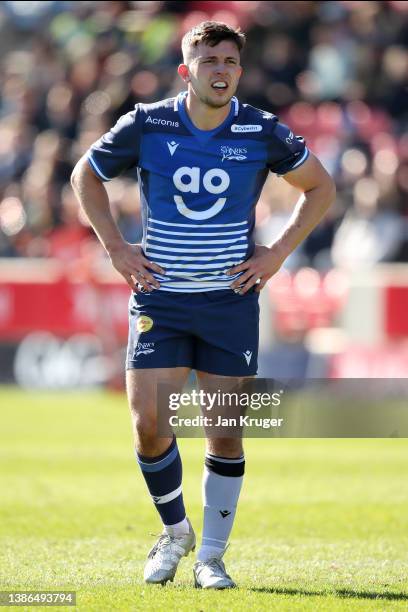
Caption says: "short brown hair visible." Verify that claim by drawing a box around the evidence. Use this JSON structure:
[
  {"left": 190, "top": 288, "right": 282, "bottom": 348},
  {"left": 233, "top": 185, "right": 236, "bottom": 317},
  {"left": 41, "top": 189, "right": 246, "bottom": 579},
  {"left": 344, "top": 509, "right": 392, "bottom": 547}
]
[{"left": 181, "top": 21, "right": 246, "bottom": 63}]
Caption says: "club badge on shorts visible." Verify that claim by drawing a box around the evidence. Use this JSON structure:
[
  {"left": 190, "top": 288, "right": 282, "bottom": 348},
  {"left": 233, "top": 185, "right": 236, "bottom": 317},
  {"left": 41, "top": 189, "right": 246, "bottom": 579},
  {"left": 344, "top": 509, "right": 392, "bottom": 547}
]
[{"left": 137, "top": 315, "right": 153, "bottom": 333}]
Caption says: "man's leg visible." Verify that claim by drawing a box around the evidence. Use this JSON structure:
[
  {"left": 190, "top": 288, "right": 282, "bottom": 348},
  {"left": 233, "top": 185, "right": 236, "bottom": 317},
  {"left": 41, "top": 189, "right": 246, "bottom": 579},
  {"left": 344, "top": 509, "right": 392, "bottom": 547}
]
[
  {"left": 127, "top": 367, "right": 196, "bottom": 584},
  {"left": 193, "top": 371, "right": 247, "bottom": 589}
]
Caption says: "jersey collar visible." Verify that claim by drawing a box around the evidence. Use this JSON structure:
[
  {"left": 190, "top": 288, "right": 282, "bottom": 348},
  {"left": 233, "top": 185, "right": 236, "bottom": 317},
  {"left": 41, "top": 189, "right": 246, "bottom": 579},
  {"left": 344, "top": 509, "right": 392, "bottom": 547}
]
[{"left": 174, "top": 91, "right": 239, "bottom": 143}]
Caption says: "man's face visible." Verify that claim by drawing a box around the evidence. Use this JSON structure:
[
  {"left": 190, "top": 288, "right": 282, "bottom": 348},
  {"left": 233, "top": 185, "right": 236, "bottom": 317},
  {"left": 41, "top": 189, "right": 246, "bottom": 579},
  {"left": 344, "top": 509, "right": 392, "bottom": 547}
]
[{"left": 181, "top": 40, "right": 243, "bottom": 109}]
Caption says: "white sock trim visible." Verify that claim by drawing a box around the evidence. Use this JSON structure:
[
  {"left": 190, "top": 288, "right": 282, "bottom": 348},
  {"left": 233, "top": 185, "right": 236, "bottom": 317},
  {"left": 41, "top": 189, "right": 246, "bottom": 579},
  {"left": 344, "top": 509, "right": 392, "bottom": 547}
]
[
  {"left": 164, "top": 516, "right": 190, "bottom": 537},
  {"left": 152, "top": 484, "right": 182, "bottom": 505},
  {"left": 197, "top": 543, "right": 225, "bottom": 562}
]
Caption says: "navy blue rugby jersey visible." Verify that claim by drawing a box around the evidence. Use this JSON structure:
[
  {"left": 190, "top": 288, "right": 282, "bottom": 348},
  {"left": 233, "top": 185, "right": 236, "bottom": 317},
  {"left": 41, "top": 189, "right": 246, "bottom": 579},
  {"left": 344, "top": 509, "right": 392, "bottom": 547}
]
[{"left": 87, "top": 91, "right": 309, "bottom": 292}]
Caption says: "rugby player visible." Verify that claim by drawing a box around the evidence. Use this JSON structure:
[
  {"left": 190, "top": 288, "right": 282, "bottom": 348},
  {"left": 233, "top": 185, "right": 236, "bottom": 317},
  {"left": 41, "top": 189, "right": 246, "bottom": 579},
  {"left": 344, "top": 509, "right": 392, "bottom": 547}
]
[{"left": 71, "top": 21, "right": 335, "bottom": 589}]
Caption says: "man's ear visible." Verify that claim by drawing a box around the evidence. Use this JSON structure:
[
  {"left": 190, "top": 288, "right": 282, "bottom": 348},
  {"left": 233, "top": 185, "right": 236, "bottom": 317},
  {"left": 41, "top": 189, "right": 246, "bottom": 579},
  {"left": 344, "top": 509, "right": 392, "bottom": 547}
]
[{"left": 178, "top": 64, "right": 190, "bottom": 82}]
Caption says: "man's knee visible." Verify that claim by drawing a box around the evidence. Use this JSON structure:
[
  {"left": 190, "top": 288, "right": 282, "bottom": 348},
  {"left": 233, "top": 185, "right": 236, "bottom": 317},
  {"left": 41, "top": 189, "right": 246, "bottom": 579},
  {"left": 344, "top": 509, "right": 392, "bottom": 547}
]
[
  {"left": 128, "top": 388, "right": 157, "bottom": 435},
  {"left": 207, "top": 437, "right": 243, "bottom": 458},
  {"left": 132, "top": 410, "right": 158, "bottom": 439},
  {"left": 126, "top": 367, "right": 190, "bottom": 455}
]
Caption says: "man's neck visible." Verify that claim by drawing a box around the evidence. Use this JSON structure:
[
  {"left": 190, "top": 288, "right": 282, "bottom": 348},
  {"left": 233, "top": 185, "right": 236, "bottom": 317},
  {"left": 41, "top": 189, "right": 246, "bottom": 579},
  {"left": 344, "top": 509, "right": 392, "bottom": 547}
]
[{"left": 185, "top": 92, "right": 231, "bottom": 131}]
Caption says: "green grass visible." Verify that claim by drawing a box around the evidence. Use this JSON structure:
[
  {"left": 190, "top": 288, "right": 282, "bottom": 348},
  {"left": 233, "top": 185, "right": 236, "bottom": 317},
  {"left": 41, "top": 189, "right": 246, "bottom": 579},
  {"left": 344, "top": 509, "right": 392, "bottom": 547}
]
[{"left": 1, "top": 387, "right": 408, "bottom": 611}]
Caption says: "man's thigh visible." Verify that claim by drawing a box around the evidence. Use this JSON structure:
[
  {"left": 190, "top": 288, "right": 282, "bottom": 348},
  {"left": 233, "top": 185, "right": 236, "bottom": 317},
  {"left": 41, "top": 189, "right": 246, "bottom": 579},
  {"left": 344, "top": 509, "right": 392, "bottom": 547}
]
[
  {"left": 196, "top": 370, "right": 254, "bottom": 456},
  {"left": 126, "top": 367, "right": 191, "bottom": 415}
]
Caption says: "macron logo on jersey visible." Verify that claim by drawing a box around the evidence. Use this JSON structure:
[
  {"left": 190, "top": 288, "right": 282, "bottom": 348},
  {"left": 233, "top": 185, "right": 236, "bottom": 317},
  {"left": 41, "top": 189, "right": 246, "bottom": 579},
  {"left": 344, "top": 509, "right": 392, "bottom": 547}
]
[
  {"left": 145, "top": 116, "right": 179, "bottom": 127},
  {"left": 231, "top": 124, "right": 262, "bottom": 133},
  {"left": 167, "top": 141, "right": 180, "bottom": 156}
]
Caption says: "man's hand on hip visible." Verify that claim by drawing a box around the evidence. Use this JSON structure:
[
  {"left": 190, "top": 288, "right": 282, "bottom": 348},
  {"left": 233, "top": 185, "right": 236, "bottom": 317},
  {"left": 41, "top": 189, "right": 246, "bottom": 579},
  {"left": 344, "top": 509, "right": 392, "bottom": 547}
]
[
  {"left": 108, "top": 241, "right": 165, "bottom": 292},
  {"left": 227, "top": 244, "right": 286, "bottom": 295}
]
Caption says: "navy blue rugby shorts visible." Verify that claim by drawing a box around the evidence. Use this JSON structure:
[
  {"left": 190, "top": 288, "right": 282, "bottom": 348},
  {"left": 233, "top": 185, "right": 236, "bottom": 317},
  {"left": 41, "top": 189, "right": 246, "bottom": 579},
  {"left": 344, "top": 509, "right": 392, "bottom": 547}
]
[{"left": 126, "top": 288, "right": 260, "bottom": 376}]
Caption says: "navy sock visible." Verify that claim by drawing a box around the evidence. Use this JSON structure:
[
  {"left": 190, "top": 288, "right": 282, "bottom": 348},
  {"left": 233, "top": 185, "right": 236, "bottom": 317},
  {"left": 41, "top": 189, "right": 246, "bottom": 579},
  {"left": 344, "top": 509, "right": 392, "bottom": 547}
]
[{"left": 136, "top": 437, "right": 186, "bottom": 526}]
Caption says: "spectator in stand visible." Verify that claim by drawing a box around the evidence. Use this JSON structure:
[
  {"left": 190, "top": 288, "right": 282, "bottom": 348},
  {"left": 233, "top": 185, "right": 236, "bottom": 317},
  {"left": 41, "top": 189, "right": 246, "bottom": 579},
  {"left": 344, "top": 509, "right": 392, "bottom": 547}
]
[
  {"left": 0, "top": 0, "right": 407, "bottom": 267},
  {"left": 47, "top": 183, "right": 93, "bottom": 261},
  {"left": 331, "top": 176, "right": 406, "bottom": 270}
]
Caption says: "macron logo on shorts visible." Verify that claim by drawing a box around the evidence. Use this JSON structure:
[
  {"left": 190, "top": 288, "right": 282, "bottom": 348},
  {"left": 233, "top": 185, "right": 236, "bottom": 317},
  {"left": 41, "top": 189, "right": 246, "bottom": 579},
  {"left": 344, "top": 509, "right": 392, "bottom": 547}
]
[{"left": 243, "top": 350, "right": 252, "bottom": 365}]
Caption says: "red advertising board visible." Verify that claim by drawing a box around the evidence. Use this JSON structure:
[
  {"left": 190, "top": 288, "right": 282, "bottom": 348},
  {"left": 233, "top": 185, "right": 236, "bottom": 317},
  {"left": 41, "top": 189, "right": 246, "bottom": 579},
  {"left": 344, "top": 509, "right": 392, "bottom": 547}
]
[{"left": 0, "top": 280, "right": 130, "bottom": 341}]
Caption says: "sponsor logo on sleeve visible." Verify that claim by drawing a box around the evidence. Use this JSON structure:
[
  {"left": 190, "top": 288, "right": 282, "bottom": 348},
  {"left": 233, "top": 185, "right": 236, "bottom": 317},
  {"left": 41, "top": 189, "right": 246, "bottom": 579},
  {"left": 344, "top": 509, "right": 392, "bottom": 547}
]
[{"left": 231, "top": 124, "right": 262, "bottom": 133}]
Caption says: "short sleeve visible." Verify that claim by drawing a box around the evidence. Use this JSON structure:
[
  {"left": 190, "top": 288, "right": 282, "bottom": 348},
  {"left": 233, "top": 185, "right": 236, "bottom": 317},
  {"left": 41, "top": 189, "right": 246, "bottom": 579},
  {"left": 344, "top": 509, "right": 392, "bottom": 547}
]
[
  {"left": 87, "top": 106, "right": 141, "bottom": 181},
  {"left": 267, "top": 121, "right": 309, "bottom": 176}
]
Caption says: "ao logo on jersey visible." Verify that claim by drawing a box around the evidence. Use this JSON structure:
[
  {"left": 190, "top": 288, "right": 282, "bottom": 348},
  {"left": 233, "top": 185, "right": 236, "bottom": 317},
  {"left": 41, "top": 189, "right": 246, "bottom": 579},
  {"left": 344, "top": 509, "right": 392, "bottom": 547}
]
[{"left": 173, "top": 166, "right": 230, "bottom": 220}]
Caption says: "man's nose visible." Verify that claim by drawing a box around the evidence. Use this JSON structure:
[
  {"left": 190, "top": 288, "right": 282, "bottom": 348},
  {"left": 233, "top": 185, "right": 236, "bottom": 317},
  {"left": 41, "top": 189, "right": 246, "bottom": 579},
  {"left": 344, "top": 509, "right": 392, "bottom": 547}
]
[{"left": 214, "top": 63, "right": 227, "bottom": 74}]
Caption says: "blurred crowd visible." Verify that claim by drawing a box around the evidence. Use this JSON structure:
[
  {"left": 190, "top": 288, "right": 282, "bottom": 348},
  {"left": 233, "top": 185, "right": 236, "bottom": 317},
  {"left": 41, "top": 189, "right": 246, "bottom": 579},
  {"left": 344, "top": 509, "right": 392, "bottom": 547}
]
[{"left": 0, "top": 0, "right": 407, "bottom": 271}]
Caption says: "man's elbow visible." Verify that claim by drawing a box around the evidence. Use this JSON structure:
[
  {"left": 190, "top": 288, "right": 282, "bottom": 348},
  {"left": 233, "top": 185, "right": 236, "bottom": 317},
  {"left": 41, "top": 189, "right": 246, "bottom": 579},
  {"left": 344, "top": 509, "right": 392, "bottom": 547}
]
[
  {"left": 321, "top": 176, "right": 336, "bottom": 209},
  {"left": 70, "top": 159, "right": 82, "bottom": 189},
  {"left": 70, "top": 156, "right": 93, "bottom": 189}
]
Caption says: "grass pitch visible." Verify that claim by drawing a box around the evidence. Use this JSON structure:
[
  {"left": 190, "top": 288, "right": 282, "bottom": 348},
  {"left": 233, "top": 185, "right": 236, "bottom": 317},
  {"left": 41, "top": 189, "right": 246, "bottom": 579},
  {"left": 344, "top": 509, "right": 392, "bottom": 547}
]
[{"left": 1, "top": 387, "right": 408, "bottom": 611}]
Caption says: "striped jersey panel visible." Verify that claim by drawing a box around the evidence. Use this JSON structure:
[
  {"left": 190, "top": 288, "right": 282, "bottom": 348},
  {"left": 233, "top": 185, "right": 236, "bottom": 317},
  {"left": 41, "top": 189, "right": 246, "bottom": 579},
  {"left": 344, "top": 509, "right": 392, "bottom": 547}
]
[{"left": 145, "top": 218, "right": 248, "bottom": 292}]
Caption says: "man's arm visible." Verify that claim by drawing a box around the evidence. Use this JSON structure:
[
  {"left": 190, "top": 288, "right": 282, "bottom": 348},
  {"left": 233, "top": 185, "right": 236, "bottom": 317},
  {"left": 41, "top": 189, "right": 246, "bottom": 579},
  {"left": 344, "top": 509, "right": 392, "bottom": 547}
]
[
  {"left": 70, "top": 156, "right": 164, "bottom": 291},
  {"left": 228, "top": 152, "right": 336, "bottom": 294}
]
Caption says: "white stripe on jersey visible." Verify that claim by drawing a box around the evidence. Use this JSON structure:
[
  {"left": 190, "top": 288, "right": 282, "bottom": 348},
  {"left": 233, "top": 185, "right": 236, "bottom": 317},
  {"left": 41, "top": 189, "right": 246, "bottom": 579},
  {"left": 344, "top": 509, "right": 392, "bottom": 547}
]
[
  {"left": 150, "top": 218, "right": 247, "bottom": 228},
  {"left": 278, "top": 147, "right": 309, "bottom": 176},
  {"left": 146, "top": 235, "right": 247, "bottom": 245},
  {"left": 156, "top": 277, "right": 241, "bottom": 284},
  {"left": 159, "top": 282, "right": 234, "bottom": 291},
  {"left": 146, "top": 244, "right": 246, "bottom": 253},
  {"left": 156, "top": 259, "right": 243, "bottom": 274},
  {"left": 146, "top": 215, "right": 249, "bottom": 291},
  {"left": 145, "top": 252, "right": 246, "bottom": 261},
  {"left": 147, "top": 226, "right": 248, "bottom": 237},
  {"left": 150, "top": 261, "right": 243, "bottom": 270},
  {"left": 155, "top": 272, "right": 241, "bottom": 279},
  {"left": 87, "top": 155, "right": 112, "bottom": 181}
]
